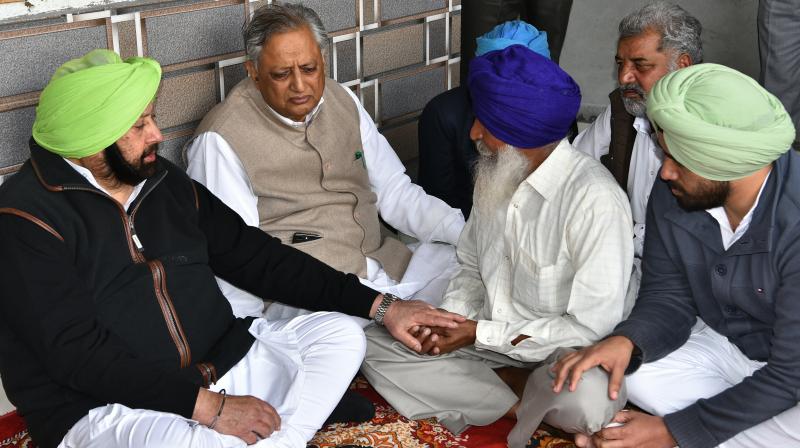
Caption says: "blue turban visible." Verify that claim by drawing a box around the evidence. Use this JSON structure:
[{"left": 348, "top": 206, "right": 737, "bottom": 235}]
[
  {"left": 469, "top": 45, "right": 581, "bottom": 148},
  {"left": 476, "top": 20, "right": 551, "bottom": 59}
]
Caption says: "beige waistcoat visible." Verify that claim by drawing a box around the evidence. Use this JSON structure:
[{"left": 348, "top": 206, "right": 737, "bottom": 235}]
[{"left": 194, "top": 77, "right": 411, "bottom": 280}]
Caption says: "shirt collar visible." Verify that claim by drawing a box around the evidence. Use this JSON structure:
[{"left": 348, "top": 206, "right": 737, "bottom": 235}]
[
  {"left": 705, "top": 169, "right": 772, "bottom": 239},
  {"left": 632, "top": 115, "right": 652, "bottom": 134},
  {"left": 265, "top": 96, "right": 325, "bottom": 128},
  {"left": 523, "top": 139, "right": 572, "bottom": 202},
  {"left": 64, "top": 158, "right": 146, "bottom": 210}
]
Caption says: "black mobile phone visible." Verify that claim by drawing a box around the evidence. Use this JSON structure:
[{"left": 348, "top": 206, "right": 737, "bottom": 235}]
[{"left": 291, "top": 232, "right": 321, "bottom": 244}]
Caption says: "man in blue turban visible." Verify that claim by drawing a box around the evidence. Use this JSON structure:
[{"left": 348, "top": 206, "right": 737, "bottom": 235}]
[
  {"left": 363, "top": 46, "right": 636, "bottom": 447},
  {"left": 417, "top": 20, "right": 554, "bottom": 218}
]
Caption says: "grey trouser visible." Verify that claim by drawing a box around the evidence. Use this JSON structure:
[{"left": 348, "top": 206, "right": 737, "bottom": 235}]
[
  {"left": 363, "top": 326, "right": 626, "bottom": 444},
  {"left": 758, "top": 0, "right": 800, "bottom": 148}
]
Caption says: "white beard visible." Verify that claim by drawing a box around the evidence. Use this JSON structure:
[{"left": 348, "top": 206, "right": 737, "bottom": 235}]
[{"left": 473, "top": 140, "right": 532, "bottom": 216}]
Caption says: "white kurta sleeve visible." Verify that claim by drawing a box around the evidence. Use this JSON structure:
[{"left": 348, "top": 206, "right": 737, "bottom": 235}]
[
  {"left": 438, "top": 215, "right": 486, "bottom": 319},
  {"left": 572, "top": 105, "right": 612, "bottom": 160},
  {"left": 185, "top": 132, "right": 266, "bottom": 318},
  {"left": 185, "top": 132, "right": 260, "bottom": 227},
  {"left": 343, "top": 87, "right": 465, "bottom": 245}
]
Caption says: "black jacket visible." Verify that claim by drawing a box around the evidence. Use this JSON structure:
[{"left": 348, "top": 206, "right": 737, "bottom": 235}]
[
  {"left": 0, "top": 142, "right": 377, "bottom": 448},
  {"left": 417, "top": 86, "right": 477, "bottom": 218}
]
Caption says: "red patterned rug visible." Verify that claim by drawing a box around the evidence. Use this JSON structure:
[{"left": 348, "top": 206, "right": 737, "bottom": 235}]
[
  {"left": 309, "top": 377, "right": 575, "bottom": 448},
  {"left": 0, "top": 411, "right": 32, "bottom": 448},
  {"left": 0, "top": 378, "right": 575, "bottom": 448}
]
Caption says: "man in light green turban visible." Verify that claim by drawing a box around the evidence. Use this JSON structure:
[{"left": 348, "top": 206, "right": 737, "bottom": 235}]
[
  {"left": 551, "top": 63, "right": 799, "bottom": 448},
  {"left": 0, "top": 49, "right": 465, "bottom": 448}
]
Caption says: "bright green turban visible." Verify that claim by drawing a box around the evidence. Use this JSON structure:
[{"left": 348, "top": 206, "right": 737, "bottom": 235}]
[
  {"left": 647, "top": 63, "right": 796, "bottom": 181},
  {"left": 32, "top": 49, "right": 162, "bottom": 159}
]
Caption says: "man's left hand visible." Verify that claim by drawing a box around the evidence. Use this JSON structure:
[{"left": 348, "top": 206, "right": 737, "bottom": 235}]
[
  {"left": 588, "top": 410, "right": 676, "bottom": 448},
  {"left": 381, "top": 299, "right": 466, "bottom": 353}
]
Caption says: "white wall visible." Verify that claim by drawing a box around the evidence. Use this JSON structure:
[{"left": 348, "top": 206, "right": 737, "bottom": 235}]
[{"left": 560, "top": 0, "right": 760, "bottom": 120}]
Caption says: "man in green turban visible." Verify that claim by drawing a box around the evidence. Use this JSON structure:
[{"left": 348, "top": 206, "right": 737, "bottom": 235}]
[
  {"left": 551, "top": 63, "right": 799, "bottom": 448},
  {"left": 0, "top": 49, "right": 465, "bottom": 448}
]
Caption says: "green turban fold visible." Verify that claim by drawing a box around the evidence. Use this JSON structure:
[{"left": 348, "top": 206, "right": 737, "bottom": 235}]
[
  {"left": 32, "top": 49, "right": 162, "bottom": 159},
  {"left": 647, "top": 63, "right": 796, "bottom": 181}
]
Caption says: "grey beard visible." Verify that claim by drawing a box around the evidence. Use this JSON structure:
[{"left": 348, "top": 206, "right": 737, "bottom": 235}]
[
  {"left": 621, "top": 93, "right": 648, "bottom": 118},
  {"left": 473, "top": 140, "right": 531, "bottom": 216}
]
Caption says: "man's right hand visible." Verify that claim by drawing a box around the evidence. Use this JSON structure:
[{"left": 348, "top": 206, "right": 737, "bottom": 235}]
[
  {"left": 551, "top": 335, "right": 634, "bottom": 401},
  {"left": 193, "top": 388, "right": 281, "bottom": 444},
  {"left": 380, "top": 299, "right": 466, "bottom": 353}
]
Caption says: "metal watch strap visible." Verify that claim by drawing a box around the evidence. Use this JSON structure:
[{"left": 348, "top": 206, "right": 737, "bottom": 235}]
[{"left": 374, "top": 293, "right": 400, "bottom": 326}]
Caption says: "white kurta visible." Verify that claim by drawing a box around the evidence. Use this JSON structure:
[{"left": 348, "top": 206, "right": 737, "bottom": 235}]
[
  {"left": 572, "top": 105, "right": 664, "bottom": 258},
  {"left": 186, "top": 84, "right": 465, "bottom": 321},
  {"left": 440, "top": 140, "right": 636, "bottom": 363}
]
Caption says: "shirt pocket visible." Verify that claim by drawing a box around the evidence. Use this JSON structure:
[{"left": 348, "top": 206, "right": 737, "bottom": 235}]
[{"left": 512, "top": 252, "right": 571, "bottom": 315}]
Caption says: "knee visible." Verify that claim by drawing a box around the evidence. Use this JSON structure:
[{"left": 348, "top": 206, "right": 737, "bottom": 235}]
[
  {"left": 545, "top": 367, "right": 626, "bottom": 434},
  {"left": 316, "top": 313, "right": 367, "bottom": 359}
]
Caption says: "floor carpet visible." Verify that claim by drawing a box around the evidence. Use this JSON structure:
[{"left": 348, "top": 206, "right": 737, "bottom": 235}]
[{"left": 0, "top": 377, "right": 576, "bottom": 448}]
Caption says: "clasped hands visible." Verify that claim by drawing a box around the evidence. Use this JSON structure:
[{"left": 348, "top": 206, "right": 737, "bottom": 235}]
[{"left": 408, "top": 318, "right": 478, "bottom": 355}]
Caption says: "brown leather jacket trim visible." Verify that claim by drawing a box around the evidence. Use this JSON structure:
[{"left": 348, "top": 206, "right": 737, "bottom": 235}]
[
  {"left": 191, "top": 182, "right": 199, "bottom": 211},
  {"left": 0, "top": 208, "right": 64, "bottom": 242},
  {"left": 30, "top": 156, "right": 65, "bottom": 192}
]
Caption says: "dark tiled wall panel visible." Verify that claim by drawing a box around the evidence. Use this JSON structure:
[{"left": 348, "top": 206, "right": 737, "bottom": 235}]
[
  {"left": 0, "top": 26, "right": 107, "bottom": 97},
  {"left": 380, "top": 66, "right": 445, "bottom": 120},
  {"left": 160, "top": 134, "right": 192, "bottom": 169},
  {"left": 223, "top": 64, "right": 248, "bottom": 97},
  {"left": 146, "top": 4, "right": 244, "bottom": 66},
  {"left": 336, "top": 38, "right": 358, "bottom": 82},
  {"left": 0, "top": 107, "right": 35, "bottom": 168},
  {"left": 380, "top": 0, "right": 446, "bottom": 21},
  {"left": 281, "top": 0, "right": 356, "bottom": 31}
]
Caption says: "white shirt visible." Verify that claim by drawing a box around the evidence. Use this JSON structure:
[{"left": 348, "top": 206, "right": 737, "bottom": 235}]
[
  {"left": 573, "top": 105, "right": 664, "bottom": 257},
  {"left": 707, "top": 170, "right": 772, "bottom": 250},
  {"left": 65, "top": 159, "right": 145, "bottom": 211},
  {"left": 440, "top": 141, "right": 635, "bottom": 362},
  {"left": 186, "top": 81, "right": 465, "bottom": 317}
]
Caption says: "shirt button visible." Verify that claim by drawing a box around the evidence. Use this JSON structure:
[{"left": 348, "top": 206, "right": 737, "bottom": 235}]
[
  {"left": 513, "top": 203, "right": 519, "bottom": 209},
  {"left": 724, "top": 305, "right": 737, "bottom": 313},
  {"left": 650, "top": 170, "right": 655, "bottom": 176},
  {"left": 324, "top": 162, "right": 332, "bottom": 170},
  {"left": 715, "top": 264, "right": 727, "bottom": 276},
  {"left": 497, "top": 307, "right": 503, "bottom": 313}
]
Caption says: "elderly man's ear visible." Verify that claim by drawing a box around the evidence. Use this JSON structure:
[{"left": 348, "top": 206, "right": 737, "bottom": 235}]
[{"left": 244, "top": 60, "right": 258, "bottom": 82}]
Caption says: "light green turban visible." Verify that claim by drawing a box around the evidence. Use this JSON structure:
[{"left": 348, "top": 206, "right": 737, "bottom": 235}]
[
  {"left": 647, "top": 63, "right": 796, "bottom": 181},
  {"left": 32, "top": 49, "right": 162, "bottom": 159}
]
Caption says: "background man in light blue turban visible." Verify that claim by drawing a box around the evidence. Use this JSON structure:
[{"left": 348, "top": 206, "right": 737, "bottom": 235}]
[
  {"left": 553, "top": 64, "right": 799, "bottom": 448},
  {"left": 416, "top": 20, "right": 554, "bottom": 218}
]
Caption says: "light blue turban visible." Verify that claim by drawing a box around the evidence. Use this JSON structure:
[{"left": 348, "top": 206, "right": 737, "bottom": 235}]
[{"left": 475, "top": 20, "right": 551, "bottom": 59}]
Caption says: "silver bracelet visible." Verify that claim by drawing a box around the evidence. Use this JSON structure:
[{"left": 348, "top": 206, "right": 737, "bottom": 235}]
[{"left": 208, "top": 388, "right": 226, "bottom": 430}]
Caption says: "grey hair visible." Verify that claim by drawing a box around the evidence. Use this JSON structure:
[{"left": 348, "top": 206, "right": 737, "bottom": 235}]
[
  {"left": 243, "top": 3, "right": 328, "bottom": 68},
  {"left": 619, "top": 1, "right": 703, "bottom": 64}
]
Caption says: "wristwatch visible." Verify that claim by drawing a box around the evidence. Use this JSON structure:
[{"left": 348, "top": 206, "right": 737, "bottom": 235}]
[{"left": 374, "top": 293, "right": 401, "bottom": 326}]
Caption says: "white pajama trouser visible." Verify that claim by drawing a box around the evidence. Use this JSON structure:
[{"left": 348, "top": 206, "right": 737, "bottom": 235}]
[
  {"left": 626, "top": 320, "right": 800, "bottom": 447},
  {"left": 58, "top": 312, "right": 366, "bottom": 448}
]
